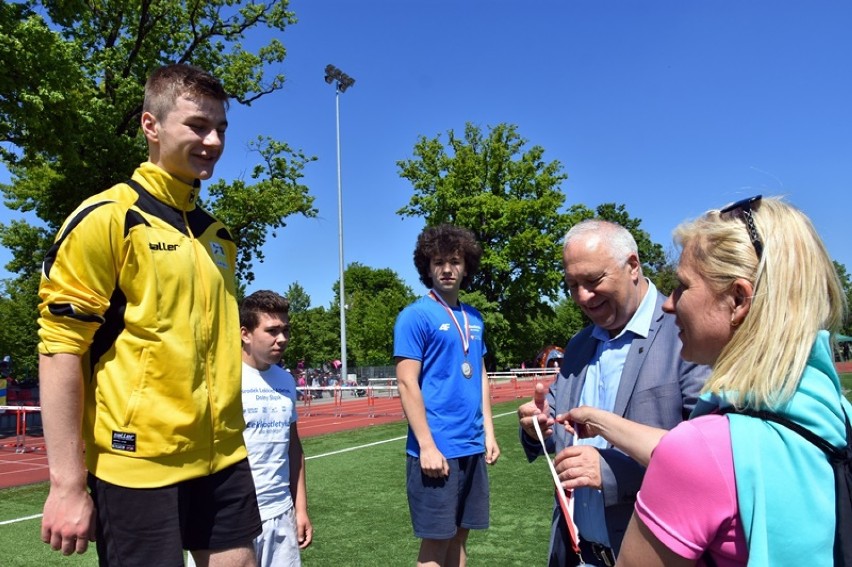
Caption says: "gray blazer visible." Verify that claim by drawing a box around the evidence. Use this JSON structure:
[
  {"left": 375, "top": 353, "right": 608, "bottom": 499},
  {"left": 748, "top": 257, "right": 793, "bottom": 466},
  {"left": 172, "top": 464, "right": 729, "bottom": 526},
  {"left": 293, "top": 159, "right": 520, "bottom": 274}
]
[{"left": 521, "top": 291, "right": 710, "bottom": 561}]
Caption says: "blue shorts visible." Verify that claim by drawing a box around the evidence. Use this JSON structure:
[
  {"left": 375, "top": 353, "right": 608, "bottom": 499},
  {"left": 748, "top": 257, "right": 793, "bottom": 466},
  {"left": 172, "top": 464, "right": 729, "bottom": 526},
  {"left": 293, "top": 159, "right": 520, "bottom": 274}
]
[
  {"left": 88, "top": 459, "right": 261, "bottom": 566},
  {"left": 406, "top": 453, "right": 490, "bottom": 540}
]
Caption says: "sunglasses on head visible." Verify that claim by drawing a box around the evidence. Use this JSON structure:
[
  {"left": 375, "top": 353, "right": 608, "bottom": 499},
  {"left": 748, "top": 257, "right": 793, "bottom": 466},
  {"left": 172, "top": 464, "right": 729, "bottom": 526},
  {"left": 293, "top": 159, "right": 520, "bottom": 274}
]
[{"left": 720, "top": 195, "right": 763, "bottom": 259}]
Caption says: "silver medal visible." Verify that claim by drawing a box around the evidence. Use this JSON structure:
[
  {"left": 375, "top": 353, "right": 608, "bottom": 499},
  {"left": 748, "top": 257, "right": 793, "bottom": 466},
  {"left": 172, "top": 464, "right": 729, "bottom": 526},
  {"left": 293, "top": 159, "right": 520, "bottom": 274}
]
[{"left": 461, "top": 361, "right": 473, "bottom": 378}]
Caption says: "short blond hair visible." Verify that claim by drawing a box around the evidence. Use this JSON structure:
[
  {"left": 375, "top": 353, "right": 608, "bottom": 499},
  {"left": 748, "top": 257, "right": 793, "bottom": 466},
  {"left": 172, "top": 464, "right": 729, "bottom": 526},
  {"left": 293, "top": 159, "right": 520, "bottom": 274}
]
[
  {"left": 673, "top": 196, "right": 845, "bottom": 408},
  {"left": 143, "top": 64, "right": 229, "bottom": 120}
]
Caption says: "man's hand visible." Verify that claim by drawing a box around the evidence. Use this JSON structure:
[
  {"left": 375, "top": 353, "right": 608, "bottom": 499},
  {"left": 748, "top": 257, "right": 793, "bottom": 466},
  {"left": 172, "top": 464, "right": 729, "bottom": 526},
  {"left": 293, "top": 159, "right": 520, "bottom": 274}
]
[
  {"left": 419, "top": 445, "right": 450, "bottom": 478},
  {"left": 41, "top": 483, "right": 96, "bottom": 555},
  {"left": 553, "top": 445, "right": 603, "bottom": 490},
  {"left": 517, "top": 382, "right": 554, "bottom": 440}
]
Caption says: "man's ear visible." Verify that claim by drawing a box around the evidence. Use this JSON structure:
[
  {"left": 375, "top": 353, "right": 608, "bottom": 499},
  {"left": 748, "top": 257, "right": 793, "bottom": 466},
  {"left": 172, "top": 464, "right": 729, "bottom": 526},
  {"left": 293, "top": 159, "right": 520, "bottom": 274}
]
[
  {"left": 140, "top": 111, "right": 159, "bottom": 143},
  {"left": 627, "top": 253, "right": 641, "bottom": 280},
  {"left": 730, "top": 278, "right": 754, "bottom": 327}
]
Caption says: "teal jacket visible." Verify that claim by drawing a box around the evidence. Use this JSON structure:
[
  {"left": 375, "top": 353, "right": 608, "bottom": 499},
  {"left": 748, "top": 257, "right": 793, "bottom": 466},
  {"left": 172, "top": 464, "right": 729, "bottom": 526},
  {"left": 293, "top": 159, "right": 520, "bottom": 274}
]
[{"left": 693, "top": 331, "right": 851, "bottom": 565}]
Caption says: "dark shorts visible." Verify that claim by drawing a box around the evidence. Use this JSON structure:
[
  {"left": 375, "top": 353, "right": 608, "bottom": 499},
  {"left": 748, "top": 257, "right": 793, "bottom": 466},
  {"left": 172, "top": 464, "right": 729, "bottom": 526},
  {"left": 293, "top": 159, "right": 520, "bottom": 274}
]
[
  {"left": 88, "top": 458, "right": 261, "bottom": 566},
  {"left": 406, "top": 453, "right": 490, "bottom": 540}
]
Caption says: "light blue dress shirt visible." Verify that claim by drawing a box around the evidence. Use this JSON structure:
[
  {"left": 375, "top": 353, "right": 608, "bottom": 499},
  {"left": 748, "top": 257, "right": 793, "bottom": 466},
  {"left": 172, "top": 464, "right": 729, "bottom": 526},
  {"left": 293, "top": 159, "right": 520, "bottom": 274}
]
[{"left": 573, "top": 280, "right": 657, "bottom": 547}]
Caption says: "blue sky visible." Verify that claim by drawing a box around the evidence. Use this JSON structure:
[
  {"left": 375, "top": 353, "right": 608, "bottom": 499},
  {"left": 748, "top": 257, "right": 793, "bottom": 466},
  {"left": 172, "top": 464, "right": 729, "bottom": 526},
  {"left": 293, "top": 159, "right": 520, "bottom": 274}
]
[{"left": 2, "top": 1, "right": 851, "bottom": 308}]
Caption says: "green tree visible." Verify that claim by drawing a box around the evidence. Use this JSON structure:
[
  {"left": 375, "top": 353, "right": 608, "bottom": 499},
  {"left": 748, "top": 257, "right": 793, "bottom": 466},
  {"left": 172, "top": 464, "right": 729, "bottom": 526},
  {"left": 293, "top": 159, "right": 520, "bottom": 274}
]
[
  {"left": 205, "top": 136, "right": 317, "bottom": 285},
  {"left": 335, "top": 263, "right": 415, "bottom": 366},
  {"left": 397, "top": 124, "right": 671, "bottom": 366},
  {"left": 458, "top": 290, "right": 509, "bottom": 371},
  {"left": 0, "top": 276, "right": 40, "bottom": 382},
  {"left": 652, "top": 250, "right": 681, "bottom": 297},
  {"left": 397, "top": 123, "right": 571, "bottom": 367},
  {"left": 516, "top": 299, "right": 586, "bottom": 366},
  {"left": 284, "top": 281, "right": 311, "bottom": 314},
  {"left": 835, "top": 261, "right": 852, "bottom": 336},
  {"left": 285, "top": 305, "right": 339, "bottom": 370},
  {"left": 284, "top": 264, "right": 416, "bottom": 370},
  {"left": 0, "top": 1, "right": 316, "bottom": 377}
]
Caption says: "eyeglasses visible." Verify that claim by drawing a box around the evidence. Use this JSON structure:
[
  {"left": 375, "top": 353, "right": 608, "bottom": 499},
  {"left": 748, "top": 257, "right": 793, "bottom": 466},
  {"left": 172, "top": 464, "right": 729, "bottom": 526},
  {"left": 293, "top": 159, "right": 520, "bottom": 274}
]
[{"left": 720, "top": 195, "right": 763, "bottom": 259}]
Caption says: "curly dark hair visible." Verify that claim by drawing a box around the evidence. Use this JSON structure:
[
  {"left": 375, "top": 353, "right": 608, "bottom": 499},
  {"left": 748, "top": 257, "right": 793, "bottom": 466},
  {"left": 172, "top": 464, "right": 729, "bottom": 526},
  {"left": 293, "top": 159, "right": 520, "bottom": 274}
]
[
  {"left": 240, "top": 290, "right": 290, "bottom": 331},
  {"left": 413, "top": 224, "right": 482, "bottom": 289}
]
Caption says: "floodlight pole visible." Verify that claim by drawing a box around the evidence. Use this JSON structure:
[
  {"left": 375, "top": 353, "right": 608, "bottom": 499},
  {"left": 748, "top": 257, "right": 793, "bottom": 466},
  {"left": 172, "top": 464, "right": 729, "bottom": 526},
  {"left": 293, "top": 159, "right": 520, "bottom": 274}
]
[{"left": 324, "top": 65, "right": 355, "bottom": 385}]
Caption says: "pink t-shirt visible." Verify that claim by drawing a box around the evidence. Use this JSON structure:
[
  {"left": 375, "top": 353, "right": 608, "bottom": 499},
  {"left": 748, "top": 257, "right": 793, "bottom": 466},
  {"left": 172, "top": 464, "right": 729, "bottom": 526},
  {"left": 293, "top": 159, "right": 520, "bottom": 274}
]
[{"left": 635, "top": 415, "right": 748, "bottom": 566}]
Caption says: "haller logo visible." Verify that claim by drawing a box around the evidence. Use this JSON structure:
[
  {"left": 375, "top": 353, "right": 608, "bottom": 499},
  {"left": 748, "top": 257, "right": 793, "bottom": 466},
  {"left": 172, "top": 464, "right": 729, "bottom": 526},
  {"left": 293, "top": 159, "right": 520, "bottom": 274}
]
[{"left": 149, "top": 241, "right": 179, "bottom": 251}]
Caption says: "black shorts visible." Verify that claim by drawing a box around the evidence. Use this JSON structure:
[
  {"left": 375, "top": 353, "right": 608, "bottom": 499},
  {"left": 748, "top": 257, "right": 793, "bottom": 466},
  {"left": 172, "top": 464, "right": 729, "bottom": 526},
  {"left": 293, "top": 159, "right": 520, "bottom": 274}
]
[{"left": 88, "top": 458, "right": 261, "bottom": 566}]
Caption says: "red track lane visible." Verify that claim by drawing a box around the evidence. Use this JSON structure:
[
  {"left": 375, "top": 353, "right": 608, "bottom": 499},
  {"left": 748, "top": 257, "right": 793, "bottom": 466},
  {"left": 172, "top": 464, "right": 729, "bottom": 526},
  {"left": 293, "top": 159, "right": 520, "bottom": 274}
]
[
  {"left": 4, "top": 363, "right": 851, "bottom": 489},
  {"left": 0, "top": 376, "right": 546, "bottom": 489},
  {"left": 293, "top": 376, "right": 545, "bottom": 437}
]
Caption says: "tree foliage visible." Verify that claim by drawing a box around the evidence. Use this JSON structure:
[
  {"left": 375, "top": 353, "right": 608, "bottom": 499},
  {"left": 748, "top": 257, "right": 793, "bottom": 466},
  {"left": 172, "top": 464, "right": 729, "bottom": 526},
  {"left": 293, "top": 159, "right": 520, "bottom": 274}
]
[
  {"left": 397, "top": 123, "right": 572, "bottom": 367},
  {"left": 284, "top": 264, "right": 416, "bottom": 368},
  {"left": 205, "top": 136, "right": 317, "bottom": 284},
  {"left": 284, "top": 281, "right": 311, "bottom": 314},
  {"left": 0, "top": 1, "right": 316, "bottom": 379},
  {"left": 1, "top": 0, "right": 302, "bottom": 228},
  {"left": 396, "top": 123, "right": 671, "bottom": 367},
  {"left": 835, "top": 261, "right": 852, "bottom": 336},
  {"left": 0, "top": 275, "right": 40, "bottom": 383},
  {"left": 335, "top": 263, "right": 416, "bottom": 366},
  {"left": 285, "top": 305, "right": 339, "bottom": 370}
]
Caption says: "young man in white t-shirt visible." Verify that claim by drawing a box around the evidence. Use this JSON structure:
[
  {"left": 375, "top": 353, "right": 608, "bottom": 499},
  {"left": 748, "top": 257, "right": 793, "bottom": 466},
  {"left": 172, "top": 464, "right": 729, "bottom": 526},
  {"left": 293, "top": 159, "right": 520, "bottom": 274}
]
[{"left": 191, "top": 290, "right": 312, "bottom": 566}]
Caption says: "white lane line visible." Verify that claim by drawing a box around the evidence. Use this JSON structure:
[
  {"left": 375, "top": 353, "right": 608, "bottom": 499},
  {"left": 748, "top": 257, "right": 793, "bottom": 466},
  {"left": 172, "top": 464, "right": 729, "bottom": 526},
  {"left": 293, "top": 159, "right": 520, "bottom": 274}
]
[{"left": 1, "top": 409, "right": 520, "bottom": 525}]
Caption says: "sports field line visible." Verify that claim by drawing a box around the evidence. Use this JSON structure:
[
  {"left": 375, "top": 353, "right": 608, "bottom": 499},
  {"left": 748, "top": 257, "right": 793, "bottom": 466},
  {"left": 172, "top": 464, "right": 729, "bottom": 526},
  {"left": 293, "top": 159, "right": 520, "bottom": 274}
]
[
  {"left": 307, "top": 435, "right": 407, "bottom": 460},
  {"left": 0, "top": 513, "right": 42, "bottom": 526},
  {"left": 305, "top": 410, "right": 518, "bottom": 460},
  {"left": 0, "top": 410, "right": 521, "bottom": 526}
]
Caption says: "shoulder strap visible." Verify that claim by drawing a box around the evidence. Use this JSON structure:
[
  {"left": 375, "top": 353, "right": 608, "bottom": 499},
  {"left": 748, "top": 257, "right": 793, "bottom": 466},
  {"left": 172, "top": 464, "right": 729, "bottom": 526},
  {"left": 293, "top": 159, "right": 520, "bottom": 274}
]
[
  {"left": 720, "top": 405, "right": 852, "bottom": 566},
  {"left": 718, "top": 406, "right": 849, "bottom": 462}
]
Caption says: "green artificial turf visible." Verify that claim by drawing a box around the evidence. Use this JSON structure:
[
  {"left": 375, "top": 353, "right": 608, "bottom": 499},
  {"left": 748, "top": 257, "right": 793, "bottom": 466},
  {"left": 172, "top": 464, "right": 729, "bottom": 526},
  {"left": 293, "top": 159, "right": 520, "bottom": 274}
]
[{"left": 0, "top": 401, "right": 554, "bottom": 566}]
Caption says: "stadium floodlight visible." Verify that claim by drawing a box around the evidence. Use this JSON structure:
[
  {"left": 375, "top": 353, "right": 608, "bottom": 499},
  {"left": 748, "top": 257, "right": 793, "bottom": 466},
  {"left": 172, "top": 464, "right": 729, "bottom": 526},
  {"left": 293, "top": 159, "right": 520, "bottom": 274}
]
[
  {"left": 324, "top": 64, "right": 356, "bottom": 385},
  {"left": 324, "top": 64, "right": 356, "bottom": 92}
]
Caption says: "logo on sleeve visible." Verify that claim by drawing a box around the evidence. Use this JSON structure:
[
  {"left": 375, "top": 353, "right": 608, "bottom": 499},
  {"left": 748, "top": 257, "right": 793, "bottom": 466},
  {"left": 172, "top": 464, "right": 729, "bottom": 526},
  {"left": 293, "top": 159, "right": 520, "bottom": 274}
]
[{"left": 210, "top": 241, "right": 229, "bottom": 269}]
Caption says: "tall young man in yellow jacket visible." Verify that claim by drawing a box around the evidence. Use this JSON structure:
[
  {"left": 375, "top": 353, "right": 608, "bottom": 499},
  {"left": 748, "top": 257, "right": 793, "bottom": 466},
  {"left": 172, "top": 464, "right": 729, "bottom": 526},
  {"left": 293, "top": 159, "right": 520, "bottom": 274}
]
[{"left": 38, "top": 64, "right": 260, "bottom": 566}]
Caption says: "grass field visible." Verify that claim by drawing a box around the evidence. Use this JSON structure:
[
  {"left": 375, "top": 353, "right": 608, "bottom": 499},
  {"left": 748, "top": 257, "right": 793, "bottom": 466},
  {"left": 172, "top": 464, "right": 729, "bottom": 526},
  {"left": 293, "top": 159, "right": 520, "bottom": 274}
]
[
  {"left": 0, "top": 400, "right": 554, "bottom": 566},
  {"left": 3, "top": 376, "right": 851, "bottom": 567},
  {"left": 841, "top": 372, "right": 852, "bottom": 402}
]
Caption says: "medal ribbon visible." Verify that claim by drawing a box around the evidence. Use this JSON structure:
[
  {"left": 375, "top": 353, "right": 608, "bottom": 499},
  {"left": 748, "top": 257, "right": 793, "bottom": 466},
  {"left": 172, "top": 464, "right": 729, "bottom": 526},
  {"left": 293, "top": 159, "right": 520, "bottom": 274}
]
[
  {"left": 429, "top": 290, "right": 470, "bottom": 355},
  {"left": 532, "top": 417, "right": 582, "bottom": 557}
]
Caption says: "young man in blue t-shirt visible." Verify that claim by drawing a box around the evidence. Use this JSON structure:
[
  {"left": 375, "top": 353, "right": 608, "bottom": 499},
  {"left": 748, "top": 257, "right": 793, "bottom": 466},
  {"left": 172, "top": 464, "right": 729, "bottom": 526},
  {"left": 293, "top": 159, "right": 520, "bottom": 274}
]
[{"left": 394, "top": 224, "right": 501, "bottom": 567}]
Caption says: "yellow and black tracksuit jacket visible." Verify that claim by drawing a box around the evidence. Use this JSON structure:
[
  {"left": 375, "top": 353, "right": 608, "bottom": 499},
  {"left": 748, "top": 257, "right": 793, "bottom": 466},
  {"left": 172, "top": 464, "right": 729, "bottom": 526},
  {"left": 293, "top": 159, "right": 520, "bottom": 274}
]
[{"left": 38, "top": 162, "right": 246, "bottom": 488}]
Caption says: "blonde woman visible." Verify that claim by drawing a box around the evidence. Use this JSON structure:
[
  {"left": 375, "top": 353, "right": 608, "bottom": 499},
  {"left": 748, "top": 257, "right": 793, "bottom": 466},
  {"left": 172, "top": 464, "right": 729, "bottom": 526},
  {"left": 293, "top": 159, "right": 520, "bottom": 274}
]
[{"left": 565, "top": 196, "right": 850, "bottom": 566}]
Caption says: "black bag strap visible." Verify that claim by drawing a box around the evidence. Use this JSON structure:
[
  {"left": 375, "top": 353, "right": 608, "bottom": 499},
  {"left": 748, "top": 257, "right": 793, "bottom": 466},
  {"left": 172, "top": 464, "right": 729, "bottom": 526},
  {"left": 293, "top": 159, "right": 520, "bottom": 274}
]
[
  {"left": 719, "top": 405, "right": 852, "bottom": 566},
  {"left": 719, "top": 406, "right": 849, "bottom": 463}
]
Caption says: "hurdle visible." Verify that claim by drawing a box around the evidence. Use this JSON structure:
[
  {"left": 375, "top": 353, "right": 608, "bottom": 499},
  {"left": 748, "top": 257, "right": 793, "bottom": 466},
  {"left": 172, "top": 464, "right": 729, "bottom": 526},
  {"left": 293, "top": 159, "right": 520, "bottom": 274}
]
[
  {"left": 0, "top": 405, "right": 42, "bottom": 453},
  {"left": 300, "top": 389, "right": 313, "bottom": 415},
  {"left": 333, "top": 386, "right": 344, "bottom": 417}
]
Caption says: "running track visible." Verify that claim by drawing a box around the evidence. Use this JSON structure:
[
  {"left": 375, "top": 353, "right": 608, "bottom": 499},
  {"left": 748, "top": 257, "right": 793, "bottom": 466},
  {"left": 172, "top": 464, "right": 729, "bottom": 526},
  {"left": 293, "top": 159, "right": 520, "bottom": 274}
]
[
  {"left": 0, "top": 375, "right": 547, "bottom": 489},
  {"left": 4, "top": 362, "right": 851, "bottom": 490}
]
